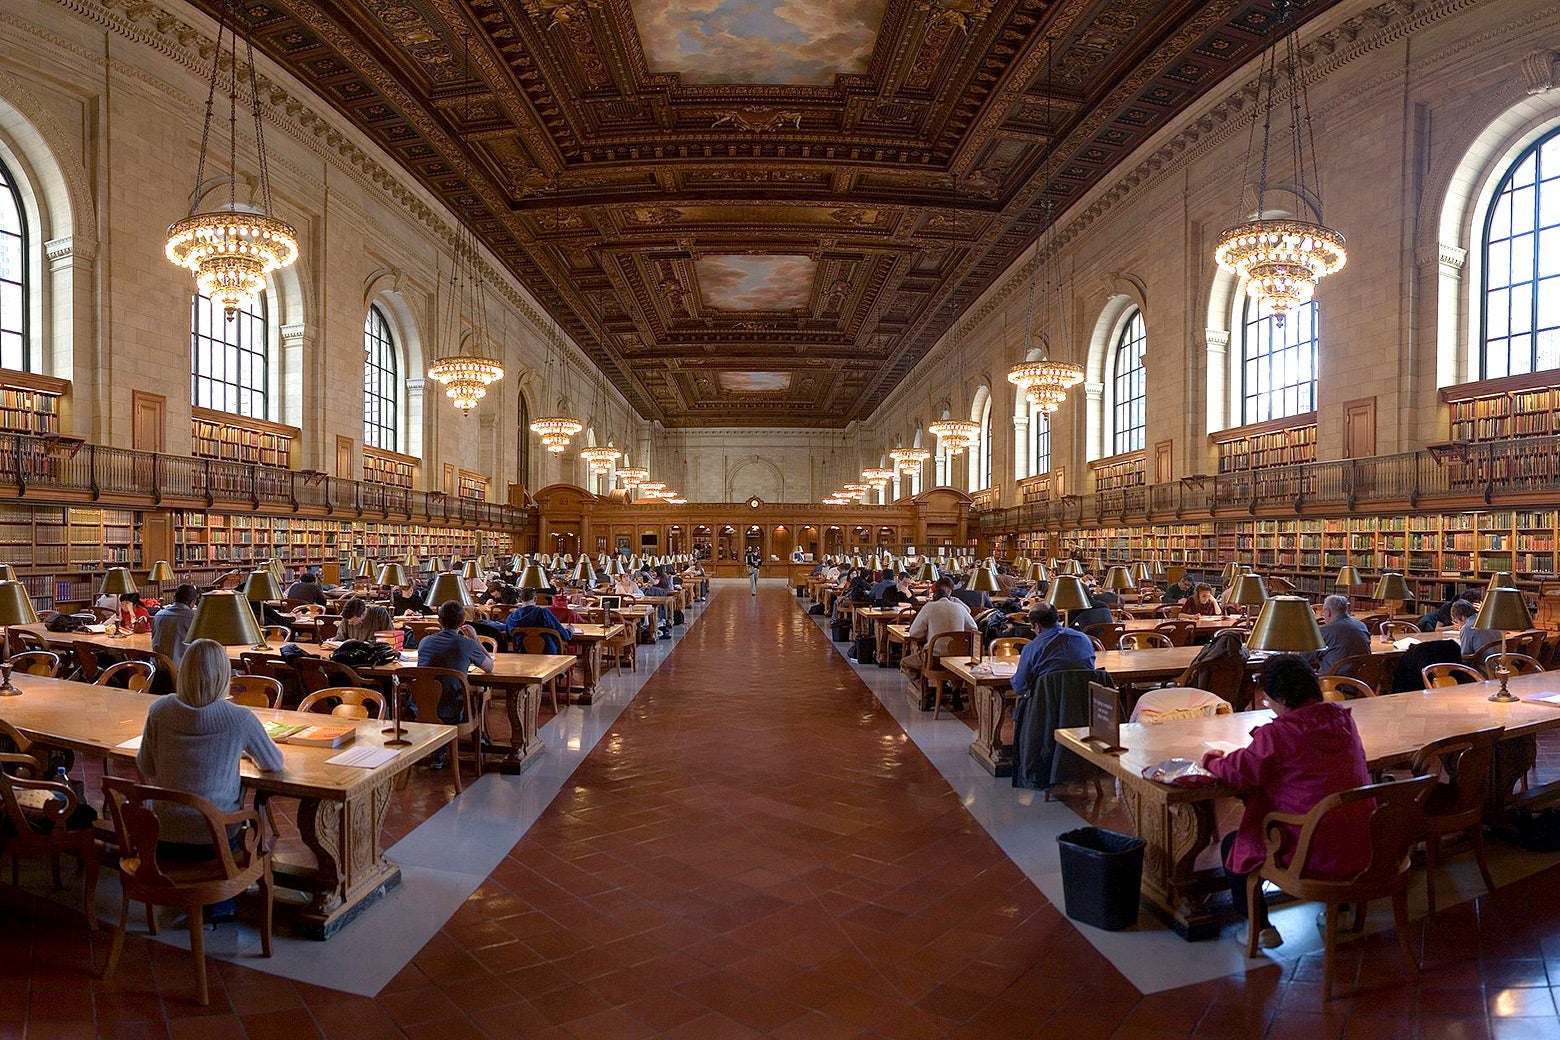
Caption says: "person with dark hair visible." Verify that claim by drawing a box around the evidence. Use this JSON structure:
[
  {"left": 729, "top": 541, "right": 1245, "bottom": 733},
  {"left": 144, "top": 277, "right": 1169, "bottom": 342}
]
[
  {"left": 1422, "top": 586, "right": 1484, "bottom": 631},
  {"left": 502, "top": 587, "right": 574, "bottom": 654},
  {"left": 1010, "top": 603, "right": 1097, "bottom": 694},
  {"left": 1180, "top": 582, "right": 1224, "bottom": 617},
  {"left": 285, "top": 571, "right": 327, "bottom": 606},
  {"left": 151, "top": 583, "right": 200, "bottom": 665},
  {"left": 1160, "top": 575, "right": 1193, "bottom": 604},
  {"left": 1451, "top": 598, "right": 1501, "bottom": 658},
  {"left": 1201, "top": 655, "right": 1372, "bottom": 950},
  {"left": 906, "top": 581, "right": 977, "bottom": 648},
  {"left": 334, "top": 597, "right": 373, "bottom": 642},
  {"left": 117, "top": 592, "right": 151, "bottom": 634},
  {"left": 416, "top": 599, "right": 495, "bottom": 726}
]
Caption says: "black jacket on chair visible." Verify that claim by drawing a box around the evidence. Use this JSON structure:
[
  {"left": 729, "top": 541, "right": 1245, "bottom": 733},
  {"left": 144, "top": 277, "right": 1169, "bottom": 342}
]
[
  {"left": 1012, "top": 668, "right": 1116, "bottom": 791},
  {"left": 1390, "top": 637, "right": 1463, "bottom": 693}
]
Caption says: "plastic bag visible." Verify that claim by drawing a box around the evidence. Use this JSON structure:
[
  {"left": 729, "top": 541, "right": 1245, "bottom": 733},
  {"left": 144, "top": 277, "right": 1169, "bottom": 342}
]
[{"left": 1141, "top": 757, "right": 1217, "bottom": 788}]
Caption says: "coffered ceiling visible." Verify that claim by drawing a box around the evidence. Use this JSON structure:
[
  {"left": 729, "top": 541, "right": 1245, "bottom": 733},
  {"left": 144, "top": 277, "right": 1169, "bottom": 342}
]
[{"left": 200, "top": 0, "right": 1343, "bottom": 427}]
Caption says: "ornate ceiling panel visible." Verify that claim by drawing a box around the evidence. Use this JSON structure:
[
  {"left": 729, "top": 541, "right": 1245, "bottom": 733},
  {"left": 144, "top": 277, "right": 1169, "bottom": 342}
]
[{"left": 199, "top": 0, "right": 1344, "bottom": 427}]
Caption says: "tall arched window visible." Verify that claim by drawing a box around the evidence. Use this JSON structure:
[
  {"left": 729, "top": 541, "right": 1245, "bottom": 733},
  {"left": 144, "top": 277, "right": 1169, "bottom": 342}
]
[
  {"left": 1481, "top": 127, "right": 1560, "bottom": 378},
  {"left": 1032, "top": 408, "right": 1051, "bottom": 476},
  {"left": 0, "top": 156, "right": 27, "bottom": 371},
  {"left": 516, "top": 392, "right": 531, "bottom": 491},
  {"left": 363, "top": 306, "right": 398, "bottom": 451},
  {"left": 191, "top": 292, "right": 268, "bottom": 418},
  {"left": 968, "top": 391, "right": 993, "bottom": 492},
  {"left": 1112, "top": 309, "right": 1146, "bottom": 454},
  {"left": 1242, "top": 297, "right": 1318, "bottom": 423}
]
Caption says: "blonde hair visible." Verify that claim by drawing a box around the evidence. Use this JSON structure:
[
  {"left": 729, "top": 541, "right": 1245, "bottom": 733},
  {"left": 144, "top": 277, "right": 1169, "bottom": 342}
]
[{"left": 177, "top": 638, "right": 232, "bottom": 707}]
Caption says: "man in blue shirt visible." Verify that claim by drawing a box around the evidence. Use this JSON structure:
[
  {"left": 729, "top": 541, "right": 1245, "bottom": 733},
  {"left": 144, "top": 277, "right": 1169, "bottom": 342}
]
[
  {"left": 416, "top": 600, "right": 495, "bottom": 724},
  {"left": 501, "top": 587, "right": 574, "bottom": 653},
  {"left": 1011, "top": 603, "right": 1098, "bottom": 695},
  {"left": 151, "top": 583, "right": 199, "bottom": 665}
]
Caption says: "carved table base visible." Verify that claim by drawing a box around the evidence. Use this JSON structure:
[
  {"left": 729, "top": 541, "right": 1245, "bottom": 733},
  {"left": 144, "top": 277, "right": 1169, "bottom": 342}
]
[
  {"left": 969, "top": 685, "right": 1015, "bottom": 777},
  {"left": 494, "top": 682, "right": 546, "bottom": 775}
]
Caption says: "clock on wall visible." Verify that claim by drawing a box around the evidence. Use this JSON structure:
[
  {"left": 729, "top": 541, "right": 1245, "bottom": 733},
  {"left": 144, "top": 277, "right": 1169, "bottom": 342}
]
[{"left": 747, "top": 497, "right": 762, "bottom": 509}]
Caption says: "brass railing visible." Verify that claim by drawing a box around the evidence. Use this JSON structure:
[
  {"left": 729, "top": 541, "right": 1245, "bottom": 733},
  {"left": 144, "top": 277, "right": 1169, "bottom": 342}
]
[
  {"left": 0, "top": 433, "right": 528, "bottom": 530},
  {"left": 975, "top": 435, "right": 1560, "bottom": 534}
]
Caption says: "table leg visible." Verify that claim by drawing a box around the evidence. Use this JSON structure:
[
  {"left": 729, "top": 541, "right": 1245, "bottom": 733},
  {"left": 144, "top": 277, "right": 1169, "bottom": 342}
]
[
  {"left": 1117, "top": 782, "right": 1219, "bottom": 940},
  {"left": 969, "top": 685, "right": 1014, "bottom": 777},
  {"left": 495, "top": 683, "right": 545, "bottom": 775},
  {"left": 575, "top": 642, "right": 604, "bottom": 705}
]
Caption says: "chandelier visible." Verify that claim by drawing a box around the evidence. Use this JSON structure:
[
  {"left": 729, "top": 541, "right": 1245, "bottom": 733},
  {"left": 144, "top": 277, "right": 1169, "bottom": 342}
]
[
  {"left": 928, "top": 415, "right": 979, "bottom": 456},
  {"left": 165, "top": 1, "right": 298, "bottom": 319},
  {"left": 841, "top": 482, "right": 872, "bottom": 502},
  {"left": 617, "top": 462, "right": 648, "bottom": 489},
  {"left": 1213, "top": 0, "right": 1346, "bottom": 317},
  {"left": 580, "top": 441, "right": 621, "bottom": 474},
  {"left": 1007, "top": 358, "right": 1084, "bottom": 413},
  {"left": 428, "top": 353, "right": 505, "bottom": 413},
  {"left": 889, "top": 446, "right": 930, "bottom": 475},
  {"left": 637, "top": 481, "right": 667, "bottom": 496},
  {"left": 531, "top": 415, "right": 584, "bottom": 453}
]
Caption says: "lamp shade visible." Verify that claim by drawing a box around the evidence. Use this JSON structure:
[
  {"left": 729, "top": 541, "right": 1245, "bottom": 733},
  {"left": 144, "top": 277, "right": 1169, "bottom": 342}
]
[
  {"left": 426, "top": 557, "right": 446, "bottom": 574},
  {"left": 604, "top": 557, "right": 624, "bottom": 577},
  {"left": 1046, "top": 574, "right": 1092, "bottom": 612},
  {"left": 572, "top": 557, "right": 599, "bottom": 584},
  {"left": 148, "top": 560, "right": 175, "bottom": 582},
  {"left": 946, "top": 557, "right": 964, "bottom": 575},
  {"left": 1220, "top": 561, "right": 1239, "bottom": 585},
  {"left": 403, "top": 553, "right": 418, "bottom": 568},
  {"left": 1373, "top": 572, "right": 1412, "bottom": 601},
  {"left": 517, "top": 563, "right": 551, "bottom": 590},
  {"left": 1229, "top": 572, "right": 1270, "bottom": 607},
  {"left": 426, "top": 572, "right": 474, "bottom": 609},
  {"left": 461, "top": 560, "right": 481, "bottom": 580},
  {"left": 1026, "top": 562, "right": 1049, "bottom": 583},
  {"left": 267, "top": 558, "right": 283, "bottom": 581},
  {"left": 186, "top": 591, "right": 264, "bottom": 646},
  {"left": 915, "top": 561, "right": 938, "bottom": 582},
  {"left": 1486, "top": 571, "right": 1514, "bottom": 593},
  {"left": 100, "top": 567, "right": 138, "bottom": 597},
  {"left": 375, "top": 563, "right": 410, "bottom": 587},
  {"left": 1475, "top": 587, "right": 1533, "bottom": 633},
  {"left": 967, "top": 566, "right": 1001, "bottom": 593},
  {"left": 1245, "top": 596, "right": 1326, "bottom": 653},
  {"left": 243, "top": 569, "right": 282, "bottom": 602},
  {"left": 1103, "top": 565, "right": 1137, "bottom": 591},
  {"left": 1062, "top": 559, "right": 1083, "bottom": 576},
  {"left": 1335, "top": 565, "right": 1362, "bottom": 588},
  {"left": 0, "top": 565, "right": 14, "bottom": 582},
  {"left": 1131, "top": 562, "right": 1151, "bottom": 583},
  {"left": 0, "top": 580, "right": 39, "bottom": 626}
]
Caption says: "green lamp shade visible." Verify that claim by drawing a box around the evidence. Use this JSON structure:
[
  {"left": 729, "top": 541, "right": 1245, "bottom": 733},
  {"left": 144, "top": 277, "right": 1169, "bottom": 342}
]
[
  {"left": 1220, "top": 561, "right": 1239, "bottom": 584},
  {"left": 266, "top": 558, "right": 283, "bottom": 580},
  {"left": 1103, "top": 565, "right": 1137, "bottom": 591},
  {"left": 461, "top": 560, "right": 481, "bottom": 580},
  {"left": 1229, "top": 572, "right": 1270, "bottom": 607},
  {"left": 100, "top": 567, "right": 138, "bottom": 597},
  {"left": 1046, "top": 574, "right": 1092, "bottom": 612},
  {"left": 1485, "top": 571, "right": 1514, "bottom": 593},
  {"left": 572, "top": 558, "right": 599, "bottom": 584},
  {"left": 186, "top": 591, "right": 264, "bottom": 646},
  {"left": 1131, "top": 562, "right": 1151, "bottom": 583},
  {"left": 426, "top": 572, "right": 474, "bottom": 609},
  {"left": 1062, "top": 559, "right": 1083, "bottom": 576},
  {"left": 1373, "top": 572, "right": 1412, "bottom": 601},
  {"left": 518, "top": 563, "right": 552, "bottom": 590},
  {"left": 915, "top": 561, "right": 939, "bottom": 582},
  {"left": 243, "top": 569, "right": 282, "bottom": 602},
  {"left": 967, "top": 566, "right": 1001, "bottom": 593},
  {"left": 1335, "top": 566, "right": 1362, "bottom": 588},
  {"left": 0, "top": 580, "right": 39, "bottom": 626},
  {"left": 1245, "top": 596, "right": 1326, "bottom": 653},
  {"left": 147, "top": 561, "right": 175, "bottom": 582},
  {"left": 376, "top": 563, "right": 410, "bottom": 587},
  {"left": 1475, "top": 587, "right": 1533, "bottom": 633},
  {"left": 1026, "top": 562, "right": 1049, "bottom": 583}
]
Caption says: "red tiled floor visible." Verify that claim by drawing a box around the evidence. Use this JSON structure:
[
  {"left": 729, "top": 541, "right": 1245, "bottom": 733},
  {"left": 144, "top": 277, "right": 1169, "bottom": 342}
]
[{"left": 11, "top": 584, "right": 1560, "bottom": 1037}]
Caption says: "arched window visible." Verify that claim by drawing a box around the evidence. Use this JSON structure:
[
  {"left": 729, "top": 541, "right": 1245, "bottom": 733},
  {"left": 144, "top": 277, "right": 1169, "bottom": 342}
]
[
  {"left": 968, "top": 390, "right": 993, "bottom": 492},
  {"left": 191, "top": 292, "right": 268, "bottom": 419},
  {"left": 516, "top": 392, "right": 531, "bottom": 491},
  {"left": 363, "top": 306, "right": 398, "bottom": 451},
  {"left": 1032, "top": 408, "right": 1051, "bottom": 476},
  {"left": 0, "top": 156, "right": 27, "bottom": 371},
  {"left": 1111, "top": 309, "right": 1146, "bottom": 454},
  {"left": 1481, "top": 127, "right": 1560, "bottom": 378},
  {"left": 1242, "top": 297, "right": 1318, "bottom": 423}
]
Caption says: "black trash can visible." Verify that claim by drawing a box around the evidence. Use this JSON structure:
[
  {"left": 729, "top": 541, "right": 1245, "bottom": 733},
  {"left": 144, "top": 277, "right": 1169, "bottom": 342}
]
[{"left": 1057, "top": 827, "right": 1146, "bottom": 931}]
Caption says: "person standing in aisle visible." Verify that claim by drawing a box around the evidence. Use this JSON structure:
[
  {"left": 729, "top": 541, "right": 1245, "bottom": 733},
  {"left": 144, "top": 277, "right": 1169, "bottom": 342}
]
[{"left": 745, "top": 547, "right": 762, "bottom": 595}]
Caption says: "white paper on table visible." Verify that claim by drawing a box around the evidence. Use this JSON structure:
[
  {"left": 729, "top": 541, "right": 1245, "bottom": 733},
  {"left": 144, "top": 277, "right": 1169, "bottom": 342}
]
[
  {"left": 85, "top": 624, "right": 107, "bottom": 634},
  {"left": 1523, "top": 691, "right": 1560, "bottom": 707},
  {"left": 973, "top": 661, "right": 1017, "bottom": 677},
  {"left": 1201, "top": 740, "right": 1242, "bottom": 755},
  {"left": 1392, "top": 637, "right": 1418, "bottom": 650},
  {"left": 115, "top": 734, "right": 143, "bottom": 750},
  {"left": 326, "top": 745, "right": 399, "bottom": 768}
]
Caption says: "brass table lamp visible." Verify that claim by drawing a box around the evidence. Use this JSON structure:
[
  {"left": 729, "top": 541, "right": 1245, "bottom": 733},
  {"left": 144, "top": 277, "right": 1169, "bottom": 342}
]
[
  {"left": 376, "top": 563, "right": 410, "bottom": 588},
  {"left": 1245, "top": 596, "right": 1326, "bottom": 654},
  {"left": 1474, "top": 587, "right": 1533, "bottom": 703},
  {"left": 1046, "top": 574, "right": 1092, "bottom": 628},
  {"left": 187, "top": 590, "right": 265, "bottom": 649},
  {"left": 426, "top": 572, "right": 474, "bottom": 610},
  {"left": 0, "top": 580, "right": 39, "bottom": 695}
]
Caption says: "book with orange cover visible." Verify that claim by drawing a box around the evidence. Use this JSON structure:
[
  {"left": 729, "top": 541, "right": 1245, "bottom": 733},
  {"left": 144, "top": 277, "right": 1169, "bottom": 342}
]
[{"left": 284, "top": 725, "right": 356, "bottom": 748}]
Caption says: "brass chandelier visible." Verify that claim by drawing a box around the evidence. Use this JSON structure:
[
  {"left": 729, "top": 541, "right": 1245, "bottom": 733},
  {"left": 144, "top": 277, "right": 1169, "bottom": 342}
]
[
  {"left": 580, "top": 441, "right": 621, "bottom": 474},
  {"left": 426, "top": 225, "right": 505, "bottom": 414},
  {"left": 165, "top": 0, "right": 298, "bottom": 319},
  {"left": 889, "top": 445, "right": 930, "bottom": 475},
  {"left": 1213, "top": 0, "right": 1346, "bottom": 317},
  {"left": 529, "top": 325, "right": 583, "bottom": 452}
]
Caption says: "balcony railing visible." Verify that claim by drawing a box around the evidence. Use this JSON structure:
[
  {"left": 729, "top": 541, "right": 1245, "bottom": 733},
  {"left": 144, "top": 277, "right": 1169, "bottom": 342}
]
[
  {"left": 977, "top": 434, "right": 1560, "bottom": 534},
  {"left": 0, "top": 433, "right": 529, "bottom": 530}
]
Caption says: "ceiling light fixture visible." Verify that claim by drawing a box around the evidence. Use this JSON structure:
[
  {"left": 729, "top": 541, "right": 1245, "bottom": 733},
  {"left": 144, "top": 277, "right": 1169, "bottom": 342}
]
[{"left": 889, "top": 445, "right": 931, "bottom": 475}]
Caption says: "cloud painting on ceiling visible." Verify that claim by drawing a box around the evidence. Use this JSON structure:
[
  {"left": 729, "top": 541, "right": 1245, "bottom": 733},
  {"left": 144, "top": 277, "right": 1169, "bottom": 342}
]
[
  {"left": 695, "top": 255, "right": 816, "bottom": 310},
  {"left": 631, "top": 0, "right": 889, "bottom": 85},
  {"left": 719, "top": 371, "right": 793, "bottom": 392}
]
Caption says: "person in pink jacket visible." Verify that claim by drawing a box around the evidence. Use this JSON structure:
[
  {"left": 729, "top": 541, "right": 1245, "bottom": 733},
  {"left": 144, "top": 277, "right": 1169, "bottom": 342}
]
[{"left": 1201, "top": 655, "right": 1372, "bottom": 950}]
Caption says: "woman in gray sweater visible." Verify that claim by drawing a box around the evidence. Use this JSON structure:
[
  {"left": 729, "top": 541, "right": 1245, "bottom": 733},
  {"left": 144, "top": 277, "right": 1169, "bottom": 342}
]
[{"left": 136, "top": 639, "right": 284, "bottom": 918}]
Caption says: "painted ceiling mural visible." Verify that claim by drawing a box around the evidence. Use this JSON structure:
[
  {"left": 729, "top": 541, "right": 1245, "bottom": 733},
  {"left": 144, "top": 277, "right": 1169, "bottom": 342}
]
[
  {"left": 170, "top": 0, "right": 1355, "bottom": 426},
  {"left": 719, "top": 371, "right": 795, "bottom": 392},
  {"left": 631, "top": 0, "right": 890, "bottom": 84}
]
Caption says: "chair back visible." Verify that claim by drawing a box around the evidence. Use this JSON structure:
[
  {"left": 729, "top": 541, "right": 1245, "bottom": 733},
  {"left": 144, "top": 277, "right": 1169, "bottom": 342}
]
[
  {"left": 1325, "top": 653, "right": 1390, "bottom": 695},
  {"left": 95, "top": 659, "right": 155, "bottom": 693},
  {"left": 1485, "top": 653, "right": 1544, "bottom": 678},
  {"left": 476, "top": 634, "right": 500, "bottom": 655},
  {"left": 228, "top": 675, "right": 283, "bottom": 709},
  {"left": 1119, "top": 631, "right": 1171, "bottom": 650},
  {"left": 1506, "top": 629, "right": 1548, "bottom": 658},
  {"left": 394, "top": 666, "right": 478, "bottom": 735},
  {"left": 924, "top": 632, "right": 975, "bottom": 683},
  {"left": 1156, "top": 605, "right": 1182, "bottom": 619},
  {"left": 986, "top": 637, "right": 1029, "bottom": 659},
  {"left": 298, "top": 687, "right": 385, "bottom": 719},
  {"left": 1154, "top": 619, "right": 1197, "bottom": 646},
  {"left": 510, "top": 626, "right": 567, "bottom": 655},
  {"left": 1422, "top": 662, "right": 1488, "bottom": 688},
  {"left": 1410, "top": 726, "right": 1502, "bottom": 832},
  {"left": 9, "top": 650, "right": 59, "bottom": 677},
  {"left": 1265, "top": 776, "right": 1434, "bottom": 899},
  {"left": 1355, "top": 612, "right": 1391, "bottom": 635},
  {"left": 290, "top": 603, "right": 324, "bottom": 618},
  {"left": 101, "top": 776, "right": 264, "bottom": 898},
  {"left": 69, "top": 641, "right": 104, "bottom": 683},
  {"left": 292, "top": 657, "right": 371, "bottom": 695},
  {"left": 1379, "top": 621, "right": 1421, "bottom": 642},
  {"left": 1319, "top": 675, "right": 1375, "bottom": 702},
  {"left": 260, "top": 625, "right": 292, "bottom": 644},
  {"left": 1082, "top": 622, "right": 1126, "bottom": 649},
  {"left": 0, "top": 749, "right": 70, "bottom": 837},
  {"left": 11, "top": 629, "right": 47, "bottom": 654},
  {"left": 1129, "top": 687, "right": 1229, "bottom": 724}
]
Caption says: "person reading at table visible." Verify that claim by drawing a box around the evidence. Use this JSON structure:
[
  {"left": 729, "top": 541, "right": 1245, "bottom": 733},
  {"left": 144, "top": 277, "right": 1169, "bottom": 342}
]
[
  {"left": 501, "top": 587, "right": 575, "bottom": 654},
  {"left": 1160, "top": 575, "right": 1193, "bottom": 605},
  {"left": 136, "top": 638, "right": 285, "bottom": 923},
  {"left": 906, "top": 581, "right": 977, "bottom": 650},
  {"left": 417, "top": 600, "right": 495, "bottom": 725},
  {"left": 1201, "top": 655, "right": 1372, "bottom": 951},
  {"left": 284, "top": 572, "right": 327, "bottom": 606},
  {"left": 152, "top": 583, "right": 200, "bottom": 665},
  {"left": 1451, "top": 598, "right": 1501, "bottom": 659},
  {"left": 1314, "top": 595, "right": 1371, "bottom": 674},
  {"left": 1180, "top": 583, "right": 1224, "bottom": 617},
  {"left": 1010, "top": 604, "right": 1096, "bottom": 694}
]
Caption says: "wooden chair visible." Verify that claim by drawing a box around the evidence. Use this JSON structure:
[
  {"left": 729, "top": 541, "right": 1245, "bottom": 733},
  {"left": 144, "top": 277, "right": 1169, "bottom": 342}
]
[
  {"left": 602, "top": 609, "right": 637, "bottom": 673},
  {"left": 1083, "top": 622, "right": 1126, "bottom": 650},
  {"left": 94, "top": 660, "right": 155, "bottom": 693},
  {"left": 0, "top": 750, "right": 100, "bottom": 928},
  {"left": 1129, "top": 687, "right": 1229, "bottom": 723},
  {"left": 1155, "top": 605, "right": 1182, "bottom": 619},
  {"left": 236, "top": 653, "right": 305, "bottom": 707},
  {"left": 509, "top": 627, "right": 572, "bottom": 713},
  {"left": 1119, "top": 631, "right": 1172, "bottom": 650},
  {"left": 1422, "top": 662, "right": 1487, "bottom": 688},
  {"left": 298, "top": 687, "right": 386, "bottom": 720},
  {"left": 1411, "top": 726, "right": 1502, "bottom": 913},
  {"left": 1379, "top": 621, "right": 1422, "bottom": 641},
  {"left": 10, "top": 629, "right": 48, "bottom": 653},
  {"left": 1324, "top": 653, "right": 1391, "bottom": 695},
  {"left": 394, "top": 667, "right": 489, "bottom": 791},
  {"left": 289, "top": 603, "right": 324, "bottom": 618},
  {"left": 476, "top": 634, "right": 499, "bottom": 656},
  {"left": 1154, "top": 620, "right": 1197, "bottom": 646},
  {"left": 99, "top": 777, "right": 273, "bottom": 1006},
  {"left": 1483, "top": 653, "right": 1544, "bottom": 679},
  {"left": 86, "top": 607, "right": 117, "bottom": 623},
  {"left": 1505, "top": 629, "right": 1548, "bottom": 659},
  {"left": 985, "top": 637, "right": 1029, "bottom": 659},
  {"left": 290, "top": 658, "right": 374, "bottom": 698},
  {"left": 1246, "top": 775, "right": 1434, "bottom": 1001},
  {"left": 924, "top": 631, "right": 976, "bottom": 720},
  {"left": 62, "top": 641, "right": 102, "bottom": 682},
  {"left": 1319, "top": 675, "right": 1375, "bottom": 701},
  {"left": 9, "top": 651, "right": 60, "bottom": 677},
  {"left": 228, "top": 675, "right": 283, "bottom": 709},
  {"left": 1355, "top": 612, "right": 1391, "bottom": 635},
  {"left": 260, "top": 625, "right": 292, "bottom": 644},
  {"left": 1087, "top": 634, "right": 1107, "bottom": 651}
]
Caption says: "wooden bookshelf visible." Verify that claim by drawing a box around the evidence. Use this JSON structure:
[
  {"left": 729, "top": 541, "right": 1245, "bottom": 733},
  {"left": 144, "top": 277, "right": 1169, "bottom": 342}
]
[
  {"left": 457, "top": 470, "right": 490, "bottom": 502},
  {"left": 1441, "top": 372, "right": 1560, "bottom": 442},
  {"left": 1018, "top": 475, "right": 1052, "bottom": 505},
  {"left": 0, "top": 503, "right": 145, "bottom": 610},
  {"left": 191, "top": 407, "right": 298, "bottom": 468},
  {"left": 1211, "top": 413, "right": 1318, "bottom": 472},
  {"left": 1089, "top": 450, "right": 1146, "bottom": 492},
  {"left": 362, "top": 447, "right": 418, "bottom": 489},
  {"left": 0, "top": 369, "right": 69, "bottom": 435}
]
